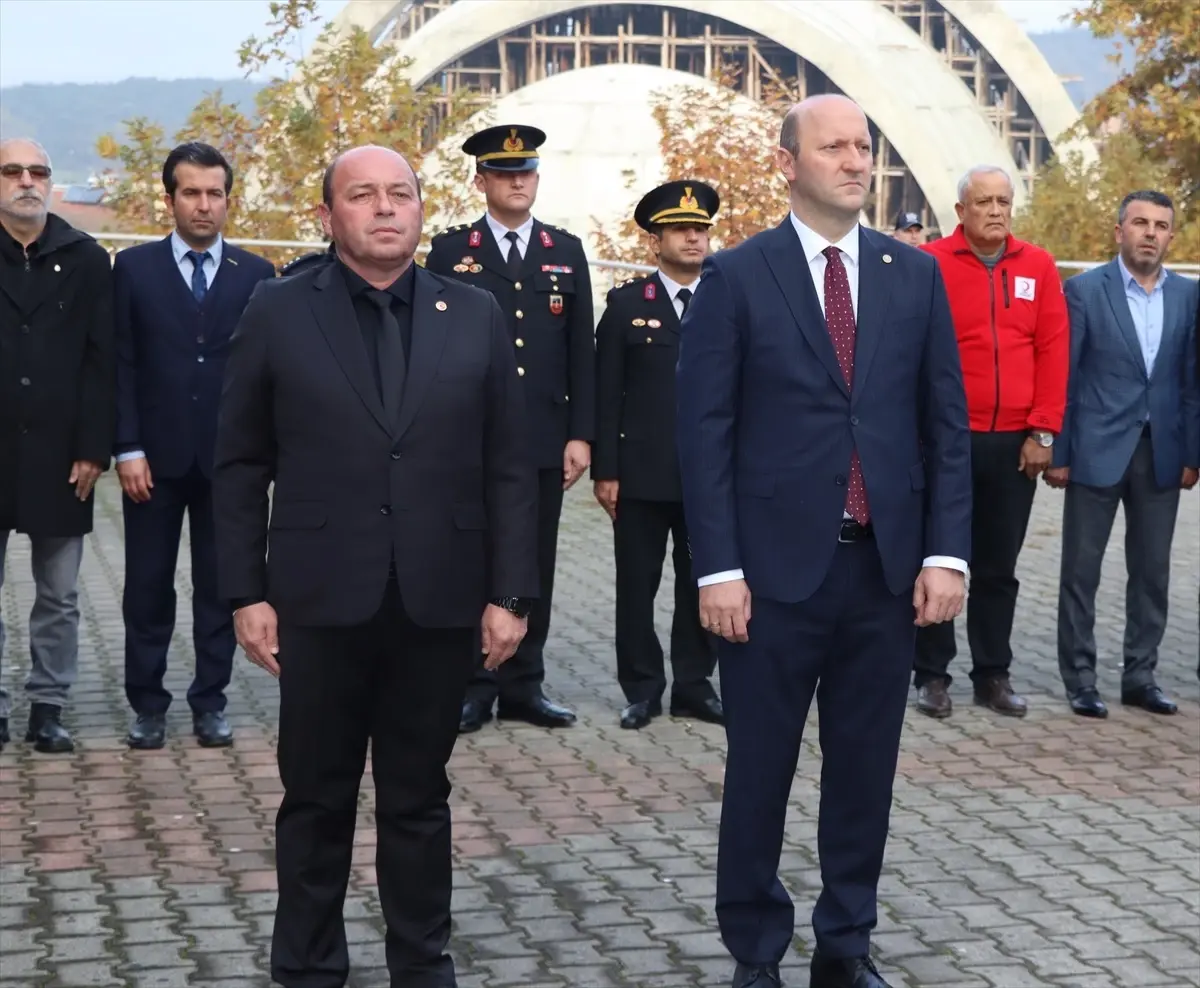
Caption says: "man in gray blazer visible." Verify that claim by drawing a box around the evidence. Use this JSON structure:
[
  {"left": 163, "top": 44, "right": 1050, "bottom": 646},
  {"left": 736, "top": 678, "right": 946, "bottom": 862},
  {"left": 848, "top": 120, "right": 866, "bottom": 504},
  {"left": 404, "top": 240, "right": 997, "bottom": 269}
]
[{"left": 1046, "top": 190, "right": 1200, "bottom": 718}]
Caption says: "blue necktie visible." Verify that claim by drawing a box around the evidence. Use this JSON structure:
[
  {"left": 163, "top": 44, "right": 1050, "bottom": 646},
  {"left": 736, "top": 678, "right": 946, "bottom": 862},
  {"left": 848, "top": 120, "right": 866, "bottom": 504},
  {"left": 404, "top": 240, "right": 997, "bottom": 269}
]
[{"left": 186, "top": 250, "right": 210, "bottom": 303}]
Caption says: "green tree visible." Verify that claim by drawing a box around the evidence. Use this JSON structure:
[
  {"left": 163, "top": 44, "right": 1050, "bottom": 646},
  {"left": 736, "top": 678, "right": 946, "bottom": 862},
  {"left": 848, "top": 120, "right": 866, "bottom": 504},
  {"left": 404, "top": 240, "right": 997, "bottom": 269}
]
[
  {"left": 1073, "top": 0, "right": 1200, "bottom": 210},
  {"left": 97, "top": 0, "right": 482, "bottom": 264},
  {"left": 1014, "top": 130, "right": 1199, "bottom": 268}
]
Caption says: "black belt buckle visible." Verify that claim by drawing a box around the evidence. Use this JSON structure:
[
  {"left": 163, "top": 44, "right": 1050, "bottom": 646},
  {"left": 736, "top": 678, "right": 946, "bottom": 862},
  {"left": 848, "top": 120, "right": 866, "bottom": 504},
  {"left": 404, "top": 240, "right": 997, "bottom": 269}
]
[{"left": 839, "top": 519, "right": 872, "bottom": 543}]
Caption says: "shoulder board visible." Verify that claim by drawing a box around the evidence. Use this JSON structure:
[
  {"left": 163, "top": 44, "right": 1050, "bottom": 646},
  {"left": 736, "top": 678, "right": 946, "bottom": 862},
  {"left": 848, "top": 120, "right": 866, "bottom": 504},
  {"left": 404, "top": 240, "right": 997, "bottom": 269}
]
[
  {"left": 432, "top": 224, "right": 469, "bottom": 240},
  {"left": 609, "top": 275, "right": 649, "bottom": 294},
  {"left": 279, "top": 251, "right": 331, "bottom": 276},
  {"left": 543, "top": 223, "right": 580, "bottom": 242}
]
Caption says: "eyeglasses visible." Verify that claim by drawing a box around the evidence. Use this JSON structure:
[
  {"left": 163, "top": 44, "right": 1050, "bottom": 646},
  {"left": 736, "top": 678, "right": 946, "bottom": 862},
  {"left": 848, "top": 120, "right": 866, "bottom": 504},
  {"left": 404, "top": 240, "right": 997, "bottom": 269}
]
[{"left": 0, "top": 164, "right": 52, "bottom": 180}]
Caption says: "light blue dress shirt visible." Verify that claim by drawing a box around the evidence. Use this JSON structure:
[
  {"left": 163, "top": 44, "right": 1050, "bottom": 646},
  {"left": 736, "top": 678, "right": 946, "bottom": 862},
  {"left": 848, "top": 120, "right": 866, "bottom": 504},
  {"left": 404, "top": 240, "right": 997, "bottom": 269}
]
[{"left": 1117, "top": 253, "right": 1165, "bottom": 375}]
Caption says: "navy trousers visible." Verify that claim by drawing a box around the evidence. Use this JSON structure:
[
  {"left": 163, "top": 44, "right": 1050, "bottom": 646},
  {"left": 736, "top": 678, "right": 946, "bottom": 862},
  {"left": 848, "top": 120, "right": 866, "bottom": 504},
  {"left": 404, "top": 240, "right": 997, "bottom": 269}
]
[
  {"left": 122, "top": 463, "right": 235, "bottom": 716},
  {"left": 716, "top": 538, "right": 914, "bottom": 964}
]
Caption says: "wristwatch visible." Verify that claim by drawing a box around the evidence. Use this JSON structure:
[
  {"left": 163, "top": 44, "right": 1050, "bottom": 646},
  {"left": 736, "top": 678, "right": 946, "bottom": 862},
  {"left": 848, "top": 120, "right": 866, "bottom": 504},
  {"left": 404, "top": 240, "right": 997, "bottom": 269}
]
[
  {"left": 490, "top": 596, "right": 533, "bottom": 619},
  {"left": 1030, "top": 430, "right": 1054, "bottom": 448}
]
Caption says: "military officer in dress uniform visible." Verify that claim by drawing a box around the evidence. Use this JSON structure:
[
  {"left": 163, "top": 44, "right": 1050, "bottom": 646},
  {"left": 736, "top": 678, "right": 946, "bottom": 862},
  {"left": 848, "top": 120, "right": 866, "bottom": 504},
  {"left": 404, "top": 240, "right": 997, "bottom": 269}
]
[
  {"left": 592, "top": 180, "right": 724, "bottom": 730},
  {"left": 426, "top": 124, "right": 594, "bottom": 734}
]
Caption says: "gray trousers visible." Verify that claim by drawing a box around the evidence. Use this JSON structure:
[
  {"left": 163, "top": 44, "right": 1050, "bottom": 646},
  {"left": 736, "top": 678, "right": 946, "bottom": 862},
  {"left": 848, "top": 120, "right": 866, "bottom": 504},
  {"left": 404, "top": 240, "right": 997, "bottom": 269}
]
[
  {"left": 0, "top": 531, "right": 85, "bottom": 717},
  {"left": 1057, "top": 433, "right": 1180, "bottom": 695}
]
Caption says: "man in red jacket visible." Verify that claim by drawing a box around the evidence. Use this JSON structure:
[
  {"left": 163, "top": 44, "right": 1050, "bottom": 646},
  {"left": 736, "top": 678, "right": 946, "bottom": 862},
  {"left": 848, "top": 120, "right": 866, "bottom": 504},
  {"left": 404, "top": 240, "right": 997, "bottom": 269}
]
[{"left": 913, "top": 165, "right": 1068, "bottom": 719}]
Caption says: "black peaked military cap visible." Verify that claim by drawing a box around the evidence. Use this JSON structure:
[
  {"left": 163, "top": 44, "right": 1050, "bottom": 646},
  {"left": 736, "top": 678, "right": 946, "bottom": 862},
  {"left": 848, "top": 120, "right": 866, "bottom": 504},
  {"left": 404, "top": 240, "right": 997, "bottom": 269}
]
[
  {"left": 634, "top": 180, "right": 720, "bottom": 232},
  {"left": 462, "top": 124, "right": 546, "bottom": 172}
]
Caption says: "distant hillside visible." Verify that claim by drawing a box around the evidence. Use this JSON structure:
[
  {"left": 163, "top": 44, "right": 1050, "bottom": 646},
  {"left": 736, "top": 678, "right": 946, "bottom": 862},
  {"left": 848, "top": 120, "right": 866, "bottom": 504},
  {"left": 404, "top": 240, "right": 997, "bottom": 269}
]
[
  {"left": 0, "top": 28, "right": 1129, "bottom": 183},
  {"left": 0, "top": 77, "right": 265, "bottom": 183},
  {"left": 1028, "top": 28, "right": 1133, "bottom": 110}
]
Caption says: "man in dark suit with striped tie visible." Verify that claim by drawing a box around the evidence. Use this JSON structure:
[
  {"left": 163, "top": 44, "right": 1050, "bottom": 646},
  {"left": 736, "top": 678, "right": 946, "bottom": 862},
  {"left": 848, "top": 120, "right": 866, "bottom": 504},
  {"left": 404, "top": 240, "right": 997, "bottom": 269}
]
[{"left": 113, "top": 142, "right": 274, "bottom": 750}]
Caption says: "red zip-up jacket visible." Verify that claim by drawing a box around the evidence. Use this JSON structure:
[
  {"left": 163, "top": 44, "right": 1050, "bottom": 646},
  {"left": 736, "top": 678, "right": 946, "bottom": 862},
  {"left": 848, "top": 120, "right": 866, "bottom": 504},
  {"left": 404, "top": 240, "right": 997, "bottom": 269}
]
[{"left": 921, "top": 225, "right": 1069, "bottom": 433}]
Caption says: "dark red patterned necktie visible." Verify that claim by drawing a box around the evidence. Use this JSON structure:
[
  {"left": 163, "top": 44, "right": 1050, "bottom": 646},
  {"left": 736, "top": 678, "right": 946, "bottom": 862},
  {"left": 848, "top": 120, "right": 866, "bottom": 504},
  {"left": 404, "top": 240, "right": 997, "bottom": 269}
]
[{"left": 822, "top": 246, "right": 870, "bottom": 524}]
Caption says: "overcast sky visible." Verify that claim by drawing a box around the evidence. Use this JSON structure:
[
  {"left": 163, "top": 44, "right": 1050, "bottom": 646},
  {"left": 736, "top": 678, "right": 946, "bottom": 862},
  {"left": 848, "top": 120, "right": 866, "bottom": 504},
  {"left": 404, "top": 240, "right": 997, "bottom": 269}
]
[{"left": 0, "top": 0, "right": 1086, "bottom": 88}]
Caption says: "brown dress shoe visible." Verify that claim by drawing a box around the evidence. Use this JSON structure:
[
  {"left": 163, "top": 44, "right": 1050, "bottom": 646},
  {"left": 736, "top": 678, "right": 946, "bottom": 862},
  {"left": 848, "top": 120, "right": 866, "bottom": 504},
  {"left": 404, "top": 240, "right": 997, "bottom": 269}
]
[
  {"left": 915, "top": 680, "right": 952, "bottom": 718},
  {"left": 973, "top": 675, "right": 1027, "bottom": 717}
]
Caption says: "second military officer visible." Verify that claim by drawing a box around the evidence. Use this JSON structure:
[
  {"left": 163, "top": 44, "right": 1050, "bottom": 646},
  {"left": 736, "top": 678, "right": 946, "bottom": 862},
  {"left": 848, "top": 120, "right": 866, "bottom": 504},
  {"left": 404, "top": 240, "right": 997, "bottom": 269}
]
[
  {"left": 426, "top": 124, "right": 594, "bottom": 733},
  {"left": 592, "top": 180, "right": 724, "bottom": 729}
]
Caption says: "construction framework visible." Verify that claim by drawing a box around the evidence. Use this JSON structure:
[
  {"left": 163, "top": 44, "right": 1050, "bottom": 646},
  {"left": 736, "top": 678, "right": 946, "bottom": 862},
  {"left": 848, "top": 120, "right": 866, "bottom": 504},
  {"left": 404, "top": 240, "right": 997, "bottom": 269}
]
[{"left": 355, "top": 0, "right": 1079, "bottom": 234}]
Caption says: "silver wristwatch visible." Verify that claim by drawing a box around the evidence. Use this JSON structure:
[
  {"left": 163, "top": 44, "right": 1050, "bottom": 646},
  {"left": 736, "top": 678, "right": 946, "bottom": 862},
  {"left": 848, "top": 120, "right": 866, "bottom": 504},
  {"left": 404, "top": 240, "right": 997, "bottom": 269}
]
[{"left": 1030, "top": 430, "right": 1054, "bottom": 448}]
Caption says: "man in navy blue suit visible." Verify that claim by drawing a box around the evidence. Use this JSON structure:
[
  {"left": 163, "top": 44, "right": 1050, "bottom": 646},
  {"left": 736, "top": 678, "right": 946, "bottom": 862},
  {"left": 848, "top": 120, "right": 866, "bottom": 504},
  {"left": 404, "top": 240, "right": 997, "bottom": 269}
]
[
  {"left": 676, "top": 95, "right": 972, "bottom": 988},
  {"left": 113, "top": 142, "right": 274, "bottom": 750}
]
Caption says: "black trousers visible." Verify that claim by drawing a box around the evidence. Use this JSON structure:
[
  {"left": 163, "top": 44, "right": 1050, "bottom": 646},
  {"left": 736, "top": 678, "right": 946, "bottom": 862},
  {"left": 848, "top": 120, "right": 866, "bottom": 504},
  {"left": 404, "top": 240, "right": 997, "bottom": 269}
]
[
  {"left": 914, "top": 430, "right": 1036, "bottom": 687},
  {"left": 717, "top": 539, "right": 914, "bottom": 964},
  {"left": 613, "top": 498, "right": 717, "bottom": 705},
  {"left": 271, "top": 582, "right": 474, "bottom": 988},
  {"left": 122, "top": 463, "right": 234, "bottom": 715},
  {"left": 465, "top": 468, "right": 563, "bottom": 705}
]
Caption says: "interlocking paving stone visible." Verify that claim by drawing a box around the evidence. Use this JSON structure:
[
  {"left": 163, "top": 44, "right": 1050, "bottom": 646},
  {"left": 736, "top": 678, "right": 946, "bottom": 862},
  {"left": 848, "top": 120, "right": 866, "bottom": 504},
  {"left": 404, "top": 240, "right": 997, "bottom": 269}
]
[{"left": 0, "top": 476, "right": 1197, "bottom": 987}]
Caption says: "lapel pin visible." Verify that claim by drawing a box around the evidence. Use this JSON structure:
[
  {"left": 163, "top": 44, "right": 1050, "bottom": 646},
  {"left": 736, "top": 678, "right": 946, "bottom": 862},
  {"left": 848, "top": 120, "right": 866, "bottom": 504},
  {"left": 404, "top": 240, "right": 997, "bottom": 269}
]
[
  {"left": 469, "top": 263, "right": 483, "bottom": 273},
  {"left": 227, "top": 257, "right": 239, "bottom": 266},
  {"left": 53, "top": 263, "right": 61, "bottom": 272},
  {"left": 435, "top": 300, "right": 447, "bottom": 311},
  {"left": 882, "top": 254, "right": 893, "bottom": 264},
  {"left": 632, "top": 318, "right": 646, "bottom": 327},
  {"left": 468, "top": 230, "right": 482, "bottom": 248},
  {"left": 647, "top": 318, "right": 662, "bottom": 329}
]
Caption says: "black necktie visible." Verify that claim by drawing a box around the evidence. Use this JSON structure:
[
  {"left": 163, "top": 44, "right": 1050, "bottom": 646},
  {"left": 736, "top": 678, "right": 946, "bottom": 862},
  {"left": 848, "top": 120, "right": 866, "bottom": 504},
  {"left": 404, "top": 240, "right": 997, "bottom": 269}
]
[
  {"left": 504, "top": 230, "right": 522, "bottom": 276},
  {"left": 676, "top": 287, "right": 692, "bottom": 317},
  {"left": 186, "top": 250, "right": 210, "bottom": 303},
  {"left": 365, "top": 289, "right": 406, "bottom": 426}
]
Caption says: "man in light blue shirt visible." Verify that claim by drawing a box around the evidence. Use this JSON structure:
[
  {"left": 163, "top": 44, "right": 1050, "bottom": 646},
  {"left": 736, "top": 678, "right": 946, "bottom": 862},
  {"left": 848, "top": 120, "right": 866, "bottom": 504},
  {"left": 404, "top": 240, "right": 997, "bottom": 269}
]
[{"left": 1046, "top": 190, "right": 1200, "bottom": 719}]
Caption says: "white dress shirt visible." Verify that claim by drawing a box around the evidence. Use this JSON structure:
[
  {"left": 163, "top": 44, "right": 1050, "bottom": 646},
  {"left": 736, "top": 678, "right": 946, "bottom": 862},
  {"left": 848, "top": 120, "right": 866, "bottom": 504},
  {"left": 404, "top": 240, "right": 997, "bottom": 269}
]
[
  {"left": 655, "top": 269, "right": 700, "bottom": 321},
  {"left": 697, "top": 213, "right": 968, "bottom": 586},
  {"left": 486, "top": 213, "right": 534, "bottom": 260},
  {"left": 116, "top": 231, "right": 225, "bottom": 464}
]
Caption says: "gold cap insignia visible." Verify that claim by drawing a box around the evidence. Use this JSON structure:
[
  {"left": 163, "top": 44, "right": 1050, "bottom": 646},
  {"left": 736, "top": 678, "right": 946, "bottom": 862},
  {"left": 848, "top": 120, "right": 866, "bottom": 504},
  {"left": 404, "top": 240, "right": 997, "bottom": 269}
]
[
  {"left": 502, "top": 129, "right": 524, "bottom": 153},
  {"left": 679, "top": 186, "right": 699, "bottom": 211}
]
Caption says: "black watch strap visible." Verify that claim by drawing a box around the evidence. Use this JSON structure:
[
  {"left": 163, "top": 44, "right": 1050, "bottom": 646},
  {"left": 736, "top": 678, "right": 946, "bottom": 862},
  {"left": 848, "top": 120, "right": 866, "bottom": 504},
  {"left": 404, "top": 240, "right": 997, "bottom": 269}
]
[{"left": 490, "top": 596, "right": 533, "bottom": 619}]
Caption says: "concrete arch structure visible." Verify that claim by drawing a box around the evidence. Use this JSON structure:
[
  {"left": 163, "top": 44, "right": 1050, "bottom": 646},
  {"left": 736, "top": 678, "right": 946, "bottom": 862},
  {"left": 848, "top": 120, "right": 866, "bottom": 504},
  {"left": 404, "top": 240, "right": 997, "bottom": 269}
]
[
  {"left": 938, "top": 0, "right": 1093, "bottom": 162},
  {"left": 344, "top": 0, "right": 1023, "bottom": 231}
]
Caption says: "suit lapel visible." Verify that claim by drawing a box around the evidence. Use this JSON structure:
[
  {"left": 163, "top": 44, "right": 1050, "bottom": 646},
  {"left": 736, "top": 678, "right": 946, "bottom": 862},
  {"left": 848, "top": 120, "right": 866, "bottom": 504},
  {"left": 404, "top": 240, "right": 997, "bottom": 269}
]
[
  {"left": 850, "top": 229, "right": 891, "bottom": 399},
  {"left": 519, "top": 220, "right": 546, "bottom": 281},
  {"left": 310, "top": 263, "right": 390, "bottom": 434},
  {"left": 393, "top": 267, "right": 449, "bottom": 440},
  {"left": 761, "top": 220, "right": 848, "bottom": 397},
  {"left": 1158, "top": 273, "right": 1184, "bottom": 381},
  {"left": 1102, "top": 261, "right": 1148, "bottom": 379}
]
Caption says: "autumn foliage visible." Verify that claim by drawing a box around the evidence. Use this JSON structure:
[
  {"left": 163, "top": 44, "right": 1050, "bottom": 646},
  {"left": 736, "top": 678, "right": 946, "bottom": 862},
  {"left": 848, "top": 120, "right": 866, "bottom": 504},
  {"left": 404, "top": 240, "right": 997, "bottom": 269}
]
[
  {"left": 95, "top": 0, "right": 481, "bottom": 265},
  {"left": 591, "top": 70, "right": 790, "bottom": 267},
  {"left": 1014, "top": 130, "right": 1200, "bottom": 267},
  {"left": 1071, "top": 0, "right": 1200, "bottom": 214}
]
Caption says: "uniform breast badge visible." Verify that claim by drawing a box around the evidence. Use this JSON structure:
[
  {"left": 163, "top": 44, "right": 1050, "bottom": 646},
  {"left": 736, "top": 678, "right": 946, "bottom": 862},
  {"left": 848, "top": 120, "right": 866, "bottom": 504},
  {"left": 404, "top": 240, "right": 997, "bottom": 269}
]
[
  {"left": 468, "top": 230, "right": 482, "bottom": 248},
  {"left": 549, "top": 294, "right": 564, "bottom": 315}
]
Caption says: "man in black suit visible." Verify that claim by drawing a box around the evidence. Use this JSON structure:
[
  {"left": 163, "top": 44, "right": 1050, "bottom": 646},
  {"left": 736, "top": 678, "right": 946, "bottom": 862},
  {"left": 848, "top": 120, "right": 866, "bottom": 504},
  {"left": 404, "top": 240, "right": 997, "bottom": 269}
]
[
  {"left": 426, "top": 124, "right": 594, "bottom": 734},
  {"left": 592, "top": 180, "right": 723, "bottom": 730},
  {"left": 212, "top": 145, "right": 538, "bottom": 988},
  {"left": 114, "top": 142, "right": 275, "bottom": 750}
]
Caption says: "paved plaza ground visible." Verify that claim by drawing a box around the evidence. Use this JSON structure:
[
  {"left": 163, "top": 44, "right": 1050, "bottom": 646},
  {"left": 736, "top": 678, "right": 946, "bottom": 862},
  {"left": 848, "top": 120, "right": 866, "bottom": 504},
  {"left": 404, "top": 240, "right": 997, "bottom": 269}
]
[{"left": 1, "top": 477, "right": 1198, "bottom": 988}]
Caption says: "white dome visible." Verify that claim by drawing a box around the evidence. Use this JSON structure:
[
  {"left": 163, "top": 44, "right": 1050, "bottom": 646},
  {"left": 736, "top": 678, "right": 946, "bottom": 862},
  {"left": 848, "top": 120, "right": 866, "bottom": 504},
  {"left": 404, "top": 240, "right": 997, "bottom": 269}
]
[{"left": 426, "top": 63, "right": 771, "bottom": 258}]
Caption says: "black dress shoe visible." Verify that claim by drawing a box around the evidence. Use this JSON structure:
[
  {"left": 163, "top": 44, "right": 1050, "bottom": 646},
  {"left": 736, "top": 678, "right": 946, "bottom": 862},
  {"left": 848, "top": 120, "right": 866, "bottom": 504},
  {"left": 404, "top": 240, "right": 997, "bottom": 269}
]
[
  {"left": 670, "top": 695, "right": 724, "bottom": 724},
  {"left": 0, "top": 717, "right": 9, "bottom": 750},
  {"left": 459, "top": 699, "right": 493, "bottom": 734},
  {"left": 619, "top": 700, "right": 662, "bottom": 729},
  {"left": 25, "top": 703, "right": 75, "bottom": 754},
  {"left": 1069, "top": 688, "right": 1108, "bottom": 718},
  {"left": 497, "top": 694, "right": 576, "bottom": 728},
  {"left": 194, "top": 711, "right": 234, "bottom": 748},
  {"left": 126, "top": 713, "right": 167, "bottom": 750},
  {"left": 732, "top": 962, "right": 781, "bottom": 987},
  {"left": 810, "top": 950, "right": 891, "bottom": 988},
  {"left": 1121, "top": 684, "right": 1177, "bottom": 715}
]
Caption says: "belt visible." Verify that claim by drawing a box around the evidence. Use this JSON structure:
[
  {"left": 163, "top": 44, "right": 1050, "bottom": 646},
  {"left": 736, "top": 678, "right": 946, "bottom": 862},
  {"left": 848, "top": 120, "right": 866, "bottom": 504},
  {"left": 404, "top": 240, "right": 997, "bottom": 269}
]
[{"left": 839, "top": 519, "right": 873, "bottom": 543}]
